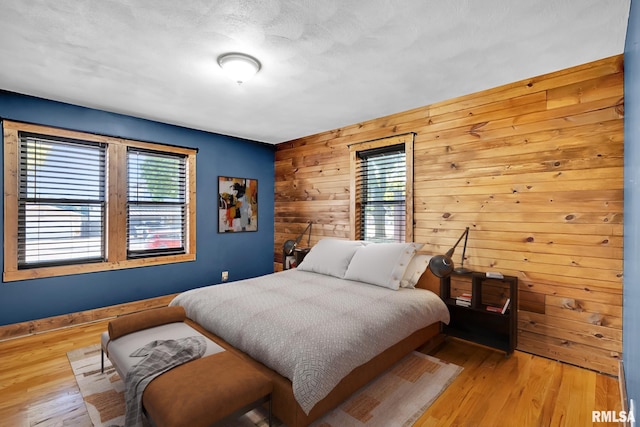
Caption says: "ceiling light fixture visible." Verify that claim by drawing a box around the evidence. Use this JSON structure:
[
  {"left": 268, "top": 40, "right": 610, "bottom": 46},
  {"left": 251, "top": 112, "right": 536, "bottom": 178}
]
[{"left": 217, "top": 52, "right": 261, "bottom": 85}]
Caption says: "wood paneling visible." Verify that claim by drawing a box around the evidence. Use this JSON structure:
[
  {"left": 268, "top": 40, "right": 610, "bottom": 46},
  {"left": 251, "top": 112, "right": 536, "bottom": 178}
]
[{"left": 274, "top": 55, "right": 624, "bottom": 375}]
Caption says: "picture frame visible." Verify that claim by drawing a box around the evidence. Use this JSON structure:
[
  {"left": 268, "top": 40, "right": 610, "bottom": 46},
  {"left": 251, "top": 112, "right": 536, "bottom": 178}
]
[{"left": 218, "top": 176, "right": 258, "bottom": 233}]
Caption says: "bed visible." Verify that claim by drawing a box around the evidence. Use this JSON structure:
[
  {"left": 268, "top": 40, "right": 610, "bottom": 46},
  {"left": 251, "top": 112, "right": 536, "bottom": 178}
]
[{"left": 170, "top": 239, "right": 450, "bottom": 427}]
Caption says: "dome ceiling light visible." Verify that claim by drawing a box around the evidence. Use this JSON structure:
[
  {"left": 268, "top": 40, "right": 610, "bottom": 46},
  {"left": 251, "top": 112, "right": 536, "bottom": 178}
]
[{"left": 217, "top": 52, "right": 261, "bottom": 85}]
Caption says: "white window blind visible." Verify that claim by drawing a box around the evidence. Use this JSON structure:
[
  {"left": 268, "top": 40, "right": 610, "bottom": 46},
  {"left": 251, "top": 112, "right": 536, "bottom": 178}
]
[
  {"left": 127, "top": 148, "right": 187, "bottom": 258},
  {"left": 357, "top": 144, "right": 406, "bottom": 243},
  {"left": 18, "top": 133, "right": 106, "bottom": 268}
]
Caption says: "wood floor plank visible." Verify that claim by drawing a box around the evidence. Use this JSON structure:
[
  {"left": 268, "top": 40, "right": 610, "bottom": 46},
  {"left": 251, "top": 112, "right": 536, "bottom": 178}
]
[
  {"left": 0, "top": 323, "right": 623, "bottom": 426},
  {"left": 0, "top": 320, "right": 108, "bottom": 426},
  {"left": 418, "top": 338, "right": 623, "bottom": 427},
  {"left": 476, "top": 352, "right": 529, "bottom": 425}
]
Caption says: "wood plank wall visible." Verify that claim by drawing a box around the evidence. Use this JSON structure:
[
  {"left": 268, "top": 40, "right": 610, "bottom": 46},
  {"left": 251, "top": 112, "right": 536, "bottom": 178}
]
[{"left": 274, "top": 55, "right": 624, "bottom": 375}]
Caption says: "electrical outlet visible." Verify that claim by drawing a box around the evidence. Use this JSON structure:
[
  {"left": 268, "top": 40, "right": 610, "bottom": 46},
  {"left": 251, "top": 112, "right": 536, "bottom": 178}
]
[{"left": 221, "top": 271, "right": 229, "bottom": 282}]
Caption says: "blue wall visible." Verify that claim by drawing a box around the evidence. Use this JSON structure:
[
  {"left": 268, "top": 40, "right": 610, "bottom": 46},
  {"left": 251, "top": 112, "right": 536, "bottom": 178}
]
[
  {"left": 625, "top": 0, "right": 640, "bottom": 410},
  {"left": 0, "top": 90, "right": 275, "bottom": 326}
]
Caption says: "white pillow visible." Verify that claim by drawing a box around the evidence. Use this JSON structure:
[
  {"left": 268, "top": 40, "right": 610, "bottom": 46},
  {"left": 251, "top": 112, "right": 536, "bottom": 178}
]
[
  {"left": 296, "top": 238, "right": 365, "bottom": 278},
  {"left": 344, "top": 242, "right": 423, "bottom": 290},
  {"left": 400, "top": 254, "right": 433, "bottom": 289}
]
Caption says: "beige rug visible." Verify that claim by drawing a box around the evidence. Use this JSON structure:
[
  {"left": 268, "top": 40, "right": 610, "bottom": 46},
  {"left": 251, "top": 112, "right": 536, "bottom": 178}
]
[{"left": 68, "top": 344, "right": 461, "bottom": 427}]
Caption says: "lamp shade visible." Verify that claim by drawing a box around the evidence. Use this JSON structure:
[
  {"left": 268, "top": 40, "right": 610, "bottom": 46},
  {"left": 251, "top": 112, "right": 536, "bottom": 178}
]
[
  {"left": 428, "top": 254, "right": 454, "bottom": 278},
  {"left": 283, "top": 239, "right": 296, "bottom": 256},
  {"left": 429, "top": 226, "right": 471, "bottom": 278}
]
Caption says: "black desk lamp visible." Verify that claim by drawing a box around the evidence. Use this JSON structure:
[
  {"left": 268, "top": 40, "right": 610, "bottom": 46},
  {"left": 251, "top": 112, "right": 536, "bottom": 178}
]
[
  {"left": 428, "top": 227, "right": 471, "bottom": 278},
  {"left": 283, "top": 221, "right": 313, "bottom": 256}
]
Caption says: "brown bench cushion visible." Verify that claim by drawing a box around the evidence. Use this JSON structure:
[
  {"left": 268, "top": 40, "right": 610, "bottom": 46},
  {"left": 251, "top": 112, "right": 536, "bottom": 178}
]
[
  {"left": 142, "top": 351, "right": 273, "bottom": 427},
  {"left": 108, "top": 306, "right": 186, "bottom": 340}
]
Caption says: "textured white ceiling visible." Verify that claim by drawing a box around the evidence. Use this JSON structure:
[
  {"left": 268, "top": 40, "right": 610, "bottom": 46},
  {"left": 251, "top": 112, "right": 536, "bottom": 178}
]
[{"left": 0, "top": 0, "right": 631, "bottom": 144}]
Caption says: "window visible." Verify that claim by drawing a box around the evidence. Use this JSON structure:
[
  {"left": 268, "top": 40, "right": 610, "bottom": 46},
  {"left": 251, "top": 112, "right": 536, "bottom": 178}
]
[
  {"left": 3, "top": 120, "right": 197, "bottom": 281},
  {"left": 18, "top": 134, "right": 106, "bottom": 268},
  {"left": 349, "top": 133, "right": 414, "bottom": 243},
  {"left": 358, "top": 145, "right": 406, "bottom": 242},
  {"left": 127, "top": 148, "right": 186, "bottom": 258}
]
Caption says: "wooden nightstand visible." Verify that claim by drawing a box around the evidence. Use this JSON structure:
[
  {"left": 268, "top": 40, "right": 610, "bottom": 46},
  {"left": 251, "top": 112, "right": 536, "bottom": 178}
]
[
  {"left": 294, "top": 247, "right": 310, "bottom": 265},
  {"left": 282, "top": 247, "right": 310, "bottom": 270}
]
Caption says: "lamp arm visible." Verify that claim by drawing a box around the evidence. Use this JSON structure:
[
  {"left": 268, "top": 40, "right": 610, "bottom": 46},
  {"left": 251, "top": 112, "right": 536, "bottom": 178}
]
[
  {"left": 446, "top": 227, "right": 469, "bottom": 257},
  {"left": 294, "top": 222, "right": 313, "bottom": 246},
  {"left": 459, "top": 227, "right": 470, "bottom": 268}
]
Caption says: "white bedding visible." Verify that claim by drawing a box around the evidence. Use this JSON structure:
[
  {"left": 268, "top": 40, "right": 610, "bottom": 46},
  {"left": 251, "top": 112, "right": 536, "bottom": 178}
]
[{"left": 170, "top": 268, "right": 449, "bottom": 414}]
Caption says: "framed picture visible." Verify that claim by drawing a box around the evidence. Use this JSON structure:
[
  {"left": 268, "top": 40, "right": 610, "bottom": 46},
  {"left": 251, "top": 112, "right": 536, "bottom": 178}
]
[{"left": 218, "top": 176, "right": 258, "bottom": 232}]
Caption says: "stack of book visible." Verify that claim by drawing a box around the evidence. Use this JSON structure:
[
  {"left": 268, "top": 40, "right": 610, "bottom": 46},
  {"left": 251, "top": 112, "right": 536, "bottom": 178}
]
[
  {"left": 455, "top": 293, "right": 472, "bottom": 307},
  {"left": 486, "top": 298, "right": 511, "bottom": 314}
]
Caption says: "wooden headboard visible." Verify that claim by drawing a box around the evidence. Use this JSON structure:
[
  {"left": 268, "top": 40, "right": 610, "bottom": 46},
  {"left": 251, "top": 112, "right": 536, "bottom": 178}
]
[{"left": 414, "top": 265, "right": 440, "bottom": 295}]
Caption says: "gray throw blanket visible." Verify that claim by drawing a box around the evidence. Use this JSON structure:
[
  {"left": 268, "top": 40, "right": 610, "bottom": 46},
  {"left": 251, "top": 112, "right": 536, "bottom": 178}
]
[{"left": 124, "top": 336, "right": 206, "bottom": 427}]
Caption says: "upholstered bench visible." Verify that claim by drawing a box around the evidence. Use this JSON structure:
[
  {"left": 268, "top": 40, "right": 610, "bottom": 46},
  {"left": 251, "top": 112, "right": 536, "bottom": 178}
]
[{"left": 101, "top": 306, "right": 273, "bottom": 427}]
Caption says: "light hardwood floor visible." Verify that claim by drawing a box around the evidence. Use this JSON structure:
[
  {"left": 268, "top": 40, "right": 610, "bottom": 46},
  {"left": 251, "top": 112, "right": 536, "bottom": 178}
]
[{"left": 0, "top": 321, "right": 623, "bottom": 427}]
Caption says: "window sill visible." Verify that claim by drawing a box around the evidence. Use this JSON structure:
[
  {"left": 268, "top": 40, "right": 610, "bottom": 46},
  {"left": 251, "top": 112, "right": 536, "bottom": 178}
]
[{"left": 3, "top": 253, "right": 196, "bottom": 282}]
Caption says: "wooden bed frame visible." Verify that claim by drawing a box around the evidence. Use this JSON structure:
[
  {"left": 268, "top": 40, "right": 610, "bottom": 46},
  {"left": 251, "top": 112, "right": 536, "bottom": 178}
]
[{"left": 185, "top": 265, "right": 444, "bottom": 427}]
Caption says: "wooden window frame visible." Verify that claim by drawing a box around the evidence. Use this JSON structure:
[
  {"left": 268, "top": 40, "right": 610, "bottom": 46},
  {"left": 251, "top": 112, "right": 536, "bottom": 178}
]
[
  {"left": 3, "top": 120, "right": 197, "bottom": 281},
  {"left": 349, "top": 133, "right": 414, "bottom": 242}
]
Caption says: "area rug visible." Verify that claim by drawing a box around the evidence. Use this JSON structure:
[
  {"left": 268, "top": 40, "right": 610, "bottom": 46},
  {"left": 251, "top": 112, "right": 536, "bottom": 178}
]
[{"left": 68, "top": 344, "right": 462, "bottom": 427}]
